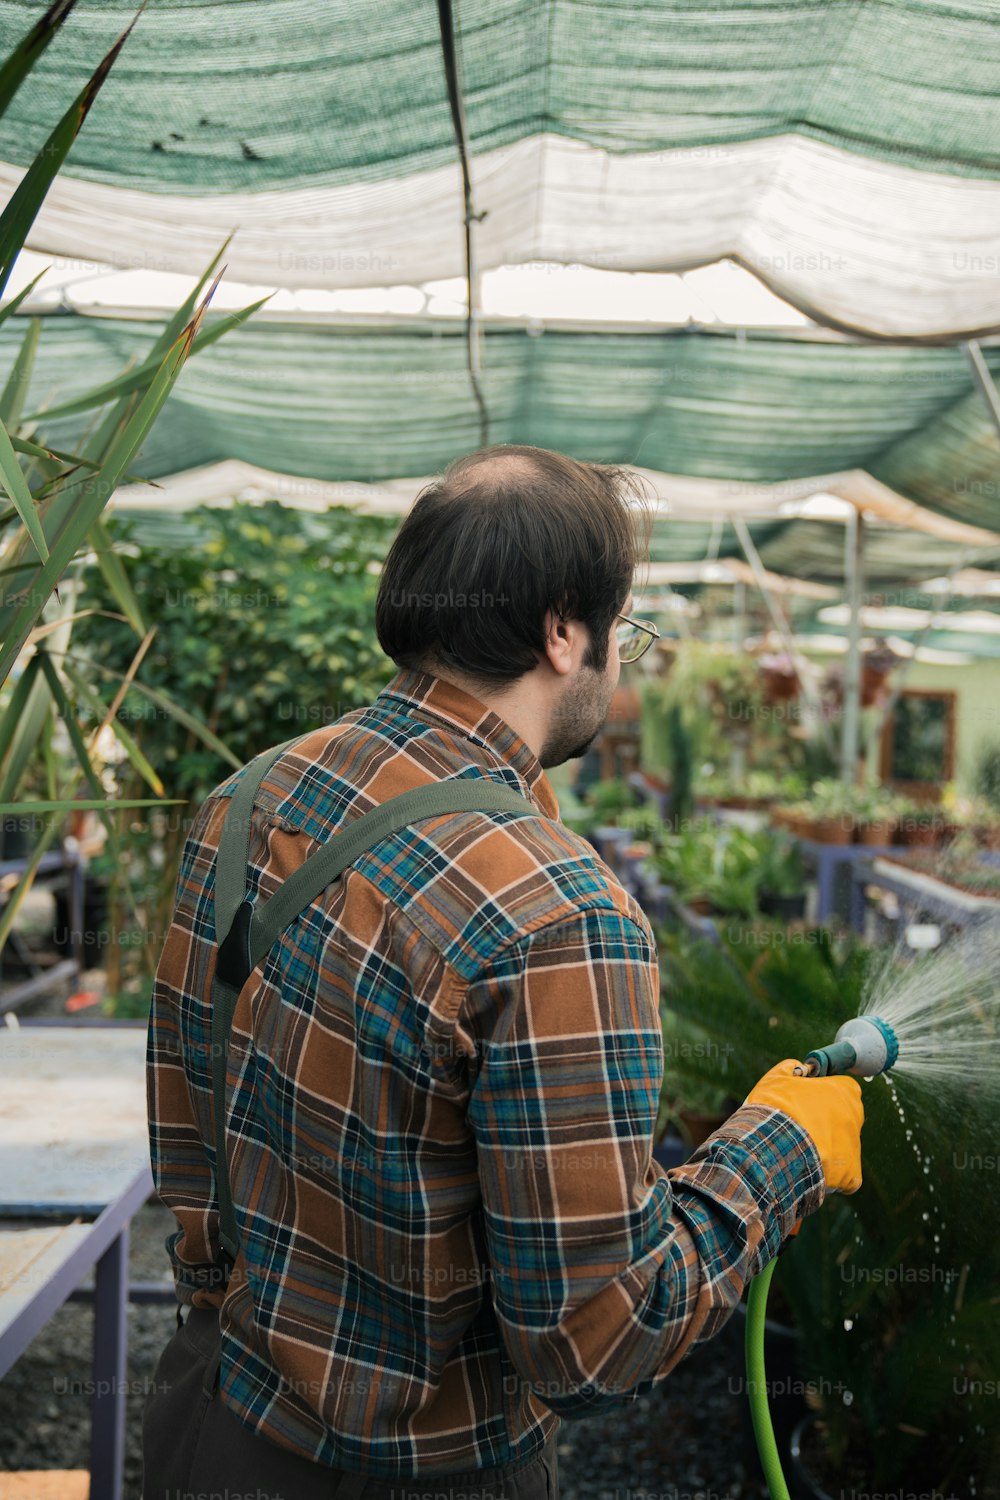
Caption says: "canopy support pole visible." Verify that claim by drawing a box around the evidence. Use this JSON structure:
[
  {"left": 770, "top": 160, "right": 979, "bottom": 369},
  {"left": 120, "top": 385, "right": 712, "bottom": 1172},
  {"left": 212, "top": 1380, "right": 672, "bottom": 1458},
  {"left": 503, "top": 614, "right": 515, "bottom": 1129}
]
[
  {"left": 840, "top": 507, "right": 864, "bottom": 783},
  {"left": 437, "top": 0, "right": 489, "bottom": 448},
  {"left": 964, "top": 342, "right": 1000, "bottom": 439},
  {"left": 731, "top": 517, "right": 833, "bottom": 756},
  {"left": 732, "top": 579, "right": 747, "bottom": 650}
]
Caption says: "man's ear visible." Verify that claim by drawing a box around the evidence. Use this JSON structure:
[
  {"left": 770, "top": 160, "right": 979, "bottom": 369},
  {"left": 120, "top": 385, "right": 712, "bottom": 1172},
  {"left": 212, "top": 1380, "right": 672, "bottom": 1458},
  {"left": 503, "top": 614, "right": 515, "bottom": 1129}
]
[{"left": 540, "top": 607, "right": 578, "bottom": 677}]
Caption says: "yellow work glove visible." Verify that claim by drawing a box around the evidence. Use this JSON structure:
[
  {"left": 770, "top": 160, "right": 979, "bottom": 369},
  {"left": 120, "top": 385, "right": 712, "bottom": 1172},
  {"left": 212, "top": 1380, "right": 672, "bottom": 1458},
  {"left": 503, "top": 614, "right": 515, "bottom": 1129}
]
[{"left": 746, "top": 1058, "right": 865, "bottom": 1195}]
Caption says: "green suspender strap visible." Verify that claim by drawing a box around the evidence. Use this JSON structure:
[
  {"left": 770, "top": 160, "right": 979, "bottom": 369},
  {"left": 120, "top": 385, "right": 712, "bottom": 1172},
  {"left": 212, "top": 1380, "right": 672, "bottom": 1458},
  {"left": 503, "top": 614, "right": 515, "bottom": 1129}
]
[{"left": 210, "top": 742, "right": 538, "bottom": 1269}]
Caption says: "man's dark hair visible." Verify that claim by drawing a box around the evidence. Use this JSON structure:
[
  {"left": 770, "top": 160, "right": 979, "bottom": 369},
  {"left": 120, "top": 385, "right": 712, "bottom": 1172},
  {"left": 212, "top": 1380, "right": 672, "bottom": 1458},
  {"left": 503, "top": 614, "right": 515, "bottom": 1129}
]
[{"left": 375, "top": 445, "right": 653, "bottom": 689}]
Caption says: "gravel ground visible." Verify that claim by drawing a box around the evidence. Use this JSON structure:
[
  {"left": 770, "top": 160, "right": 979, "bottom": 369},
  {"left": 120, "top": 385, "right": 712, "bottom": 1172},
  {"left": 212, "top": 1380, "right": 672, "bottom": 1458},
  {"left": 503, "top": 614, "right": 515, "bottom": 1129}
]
[{"left": 1, "top": 909, "right": 770, "bottom": 1500}]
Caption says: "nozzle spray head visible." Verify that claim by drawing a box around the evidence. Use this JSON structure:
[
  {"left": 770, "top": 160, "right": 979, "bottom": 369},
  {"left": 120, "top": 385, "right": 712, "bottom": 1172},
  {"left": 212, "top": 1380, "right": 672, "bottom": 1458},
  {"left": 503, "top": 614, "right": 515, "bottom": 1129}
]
[{"left": 801, "top": 1016, "right": 899, "bottom": 1078}]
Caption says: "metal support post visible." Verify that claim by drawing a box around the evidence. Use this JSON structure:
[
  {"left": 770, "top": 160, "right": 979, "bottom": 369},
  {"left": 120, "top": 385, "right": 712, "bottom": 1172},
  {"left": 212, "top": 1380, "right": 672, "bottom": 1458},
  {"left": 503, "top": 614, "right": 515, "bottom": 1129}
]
[{"left": 841, "top": 506, "right": 865, "bottom": 783}]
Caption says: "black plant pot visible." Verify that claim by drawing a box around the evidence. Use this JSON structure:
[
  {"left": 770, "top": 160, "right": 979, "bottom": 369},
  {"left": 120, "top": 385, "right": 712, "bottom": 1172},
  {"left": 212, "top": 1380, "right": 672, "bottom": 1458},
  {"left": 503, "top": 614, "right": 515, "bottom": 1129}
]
[
  {"left": 737, "top": 1303, "right": 809, "bottom": 1479},
  {"left": 759, "top": 890, "right": 807, "bottom": 920},
  {"left": 787, "top": 1416, "right": 836, "bottom": 1500}
]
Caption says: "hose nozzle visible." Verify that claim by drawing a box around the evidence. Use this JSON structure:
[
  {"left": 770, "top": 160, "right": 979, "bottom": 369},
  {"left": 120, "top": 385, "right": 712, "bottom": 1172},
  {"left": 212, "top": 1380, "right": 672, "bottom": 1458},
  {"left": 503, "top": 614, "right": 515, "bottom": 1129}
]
[{"left": 800, "top": 1016, "right": 899, "bottom": 1078}]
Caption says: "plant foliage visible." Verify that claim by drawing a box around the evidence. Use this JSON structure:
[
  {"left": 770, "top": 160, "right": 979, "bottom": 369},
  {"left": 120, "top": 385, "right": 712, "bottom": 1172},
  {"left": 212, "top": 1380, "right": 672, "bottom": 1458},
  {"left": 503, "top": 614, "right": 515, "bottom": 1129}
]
[
  {"left": 658, "top": 922, "right": 1000, "bottom": 1492},
  {"left": 69, "top": 501, "right": 398, "bottom": 1003}
]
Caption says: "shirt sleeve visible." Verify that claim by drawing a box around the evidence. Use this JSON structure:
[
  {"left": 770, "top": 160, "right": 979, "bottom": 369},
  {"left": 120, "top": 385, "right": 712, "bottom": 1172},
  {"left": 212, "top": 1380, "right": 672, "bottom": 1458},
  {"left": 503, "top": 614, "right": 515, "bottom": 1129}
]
[
  {"left": 462, "top": 905, "right": 824, "bottom": 1415},
  {"left": 146, "top": 794, "right": 230, "bottom": 1309}
]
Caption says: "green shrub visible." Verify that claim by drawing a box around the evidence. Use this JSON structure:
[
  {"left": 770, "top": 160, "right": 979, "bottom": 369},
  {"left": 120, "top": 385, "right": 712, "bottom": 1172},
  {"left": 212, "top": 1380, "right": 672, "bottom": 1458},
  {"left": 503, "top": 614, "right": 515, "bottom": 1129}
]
[
  {"left": 657, "top": 923, "right": 1000, "bottom": 1492},
  {"left": 71, "top": 501, "right": 398, "bottom": 1004}
]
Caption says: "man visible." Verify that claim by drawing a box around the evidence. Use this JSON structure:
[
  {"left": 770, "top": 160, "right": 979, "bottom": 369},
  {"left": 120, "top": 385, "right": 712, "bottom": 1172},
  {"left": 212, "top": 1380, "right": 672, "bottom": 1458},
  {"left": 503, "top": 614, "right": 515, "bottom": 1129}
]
[{"left": 143, "top": 445, "right": 863, "bottom": 1500}]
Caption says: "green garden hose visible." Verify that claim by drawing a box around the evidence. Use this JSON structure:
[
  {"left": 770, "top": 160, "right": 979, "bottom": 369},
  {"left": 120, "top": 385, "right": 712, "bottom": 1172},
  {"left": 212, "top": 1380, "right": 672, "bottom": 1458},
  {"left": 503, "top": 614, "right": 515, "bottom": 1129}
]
[
  {"left": 745, "top": 1258, "right": 792, "bottom": 1500},
  {"left": 742, "top": 1021, "right": 900, "bottom": 1496}
]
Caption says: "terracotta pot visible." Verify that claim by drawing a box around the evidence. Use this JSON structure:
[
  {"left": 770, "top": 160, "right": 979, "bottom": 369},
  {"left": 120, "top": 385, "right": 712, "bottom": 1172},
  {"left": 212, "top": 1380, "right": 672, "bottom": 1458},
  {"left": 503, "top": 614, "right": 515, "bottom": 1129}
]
[
  {"left": 763, "top": 667, "right": 799, "bottom": 703},
  {"left": 686, "top": 894, "right": 715, "bottom": 916},
  {"left": 861, "top": 663, "right": 891, "bottom": 708},
  {"left": 773, "top": 809, "right": 810, "bottom": 838},
  {"left": 807, "top": 816, "right": 854, "bottom": 845},
  {"left": 622, "top": 841, "right": 653, "bottom": 859},
  {"left": 857, "top": 819, "right": 894, "bottom": 847},
  {"left": 899, "top": 820, "right": 939, "bottom": 847}
]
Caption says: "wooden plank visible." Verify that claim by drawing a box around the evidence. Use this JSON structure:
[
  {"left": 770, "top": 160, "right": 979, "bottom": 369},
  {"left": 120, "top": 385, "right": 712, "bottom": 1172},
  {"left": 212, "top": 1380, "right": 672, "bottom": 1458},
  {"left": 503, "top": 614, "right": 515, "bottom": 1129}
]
[
  {"left": 0, "top": 1222, "right": 92, "bottom": 1344},
  {"left": 0, "top": 1027, "right": 149, "bottom": 1211},
  {"left": 0, "top": 1471, "right": 89, "bottom": 1499}
]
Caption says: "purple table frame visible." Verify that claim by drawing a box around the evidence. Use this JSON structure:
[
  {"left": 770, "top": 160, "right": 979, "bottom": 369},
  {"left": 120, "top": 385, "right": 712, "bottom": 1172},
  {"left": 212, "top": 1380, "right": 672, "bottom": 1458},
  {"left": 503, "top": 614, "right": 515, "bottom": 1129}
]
[
  {"left": 796, "top": 838, "right": 897, "bottom": 930},
  {"left": 0, "top": 1019, "right": 154, "bottom": 1500}
]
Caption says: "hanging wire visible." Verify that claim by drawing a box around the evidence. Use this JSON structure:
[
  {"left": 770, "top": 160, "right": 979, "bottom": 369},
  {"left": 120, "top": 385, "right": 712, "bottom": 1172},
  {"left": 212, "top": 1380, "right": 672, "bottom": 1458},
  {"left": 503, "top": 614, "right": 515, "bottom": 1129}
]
[{"left": 436, "top": 0, "right": 490, "bottom": 448}]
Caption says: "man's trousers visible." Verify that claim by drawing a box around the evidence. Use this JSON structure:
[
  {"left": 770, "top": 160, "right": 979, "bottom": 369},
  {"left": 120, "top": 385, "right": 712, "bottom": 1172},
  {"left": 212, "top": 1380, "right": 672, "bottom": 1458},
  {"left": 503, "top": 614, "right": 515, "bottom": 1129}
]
[{"left": 142, "top": 1304, "right": 560, "bottom": 1500}]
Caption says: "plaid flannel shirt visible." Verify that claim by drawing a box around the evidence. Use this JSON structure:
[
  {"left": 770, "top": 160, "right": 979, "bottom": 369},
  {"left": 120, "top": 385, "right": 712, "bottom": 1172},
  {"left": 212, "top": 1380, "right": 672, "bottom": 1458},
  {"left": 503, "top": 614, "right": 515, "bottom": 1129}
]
[{"left": 148, "top": 667, "right": 824, "bottom": 1478}]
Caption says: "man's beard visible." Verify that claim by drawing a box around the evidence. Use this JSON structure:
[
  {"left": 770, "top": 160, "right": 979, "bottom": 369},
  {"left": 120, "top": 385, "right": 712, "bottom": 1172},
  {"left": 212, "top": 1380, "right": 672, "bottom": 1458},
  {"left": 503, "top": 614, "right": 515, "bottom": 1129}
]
[{"left": 538, "top": 660, "right": 617, "bottom": 769}]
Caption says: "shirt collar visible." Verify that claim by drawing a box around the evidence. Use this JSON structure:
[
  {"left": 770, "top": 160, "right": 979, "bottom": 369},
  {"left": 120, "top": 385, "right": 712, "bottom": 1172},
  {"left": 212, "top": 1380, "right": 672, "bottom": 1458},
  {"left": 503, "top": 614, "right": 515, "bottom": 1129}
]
[{"left": 375, "top": 668, "right": 562, "bottom": 819}]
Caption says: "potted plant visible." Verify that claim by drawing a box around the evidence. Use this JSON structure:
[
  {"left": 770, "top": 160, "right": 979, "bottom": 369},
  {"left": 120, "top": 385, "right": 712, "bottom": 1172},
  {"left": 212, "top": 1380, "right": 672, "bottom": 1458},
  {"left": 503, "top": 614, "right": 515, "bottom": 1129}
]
[
  {"left": 754, "top": 828, "right": 808, "bottom": 919},
  {"left": 800, "top": 780, "right": 857, "bottom": 844},
  {"left": 651, "top": 821, "right": 754, "bottom": 918},
  {"left": 894, "top": 797, "right": 943, "bottom": 848},
  {"left": 652, "top": 820, "right": 712, "bottom": 910},
  {"left": 860, "top": 643, "right": 898, "bottom": 708},
  {"left": 759, "top": 650, "right": 799, "bottom": 704},
  {"left": 942, "top": 789, "right": 1000, "bottom": 851},
  {"left": 880, "top": 836, "right": 1000, "bottom": 902},
  {"left": 971, "top": 803, "right": 1000, "bottom": 851},
  {"left": 852, "top": 786, "right": 900, "bottom": 847},
  {"left": 667, "top": 1077, "right": 739, "bottom": 1148},
  {"left": 770, "top": 799, "right": 809, "bottom": 836}
]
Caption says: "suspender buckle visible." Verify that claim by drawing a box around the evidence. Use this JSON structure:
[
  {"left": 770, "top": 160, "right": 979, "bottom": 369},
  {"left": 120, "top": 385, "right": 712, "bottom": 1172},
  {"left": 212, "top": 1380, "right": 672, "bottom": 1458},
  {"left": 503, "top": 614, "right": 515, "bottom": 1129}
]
[{"left": 216, "top": 898, "right": 254, "bottom": 990}]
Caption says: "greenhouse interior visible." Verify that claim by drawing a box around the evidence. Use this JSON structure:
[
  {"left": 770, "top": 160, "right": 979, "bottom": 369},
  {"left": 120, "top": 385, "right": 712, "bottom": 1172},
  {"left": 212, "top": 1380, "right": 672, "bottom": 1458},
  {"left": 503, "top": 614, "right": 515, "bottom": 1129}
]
[{"left": 1, "top": 3, "right": 999, "bottom": 1499}]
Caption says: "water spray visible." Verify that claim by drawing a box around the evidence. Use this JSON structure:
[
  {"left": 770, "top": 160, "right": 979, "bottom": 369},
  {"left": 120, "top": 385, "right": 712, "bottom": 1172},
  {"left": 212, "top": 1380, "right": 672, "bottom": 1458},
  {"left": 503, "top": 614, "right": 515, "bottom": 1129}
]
[{"left": 746, "top": 1015, "right": 899, "bottom": 1500}]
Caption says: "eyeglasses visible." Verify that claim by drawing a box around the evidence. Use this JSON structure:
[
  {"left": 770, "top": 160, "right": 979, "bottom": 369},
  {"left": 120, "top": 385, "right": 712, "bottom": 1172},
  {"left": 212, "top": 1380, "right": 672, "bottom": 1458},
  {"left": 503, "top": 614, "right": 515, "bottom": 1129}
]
[{"left": 615, "top": 612, "right": 661, "bottom": 663}]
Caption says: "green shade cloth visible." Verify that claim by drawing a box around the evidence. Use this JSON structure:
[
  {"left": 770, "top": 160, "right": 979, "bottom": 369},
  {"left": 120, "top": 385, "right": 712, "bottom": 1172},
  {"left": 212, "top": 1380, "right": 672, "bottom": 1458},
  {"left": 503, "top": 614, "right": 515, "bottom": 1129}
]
[
  {"left": 6, "top": 312, "right": 999, "bottom": 586},
  {"left": 4, "top": 2, "right": 1000, "bottom": 332},
  {"left": 1, "top": 0, "right": 996, "bottom": 191}
]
